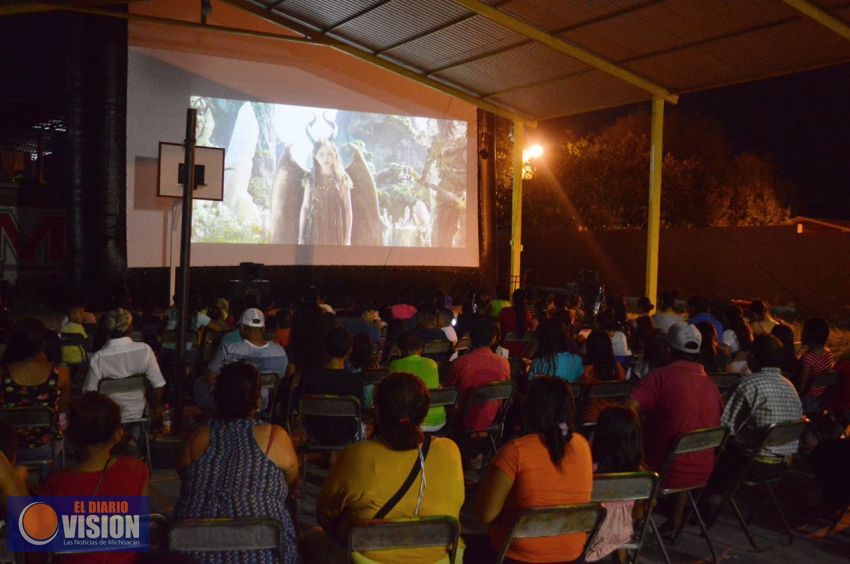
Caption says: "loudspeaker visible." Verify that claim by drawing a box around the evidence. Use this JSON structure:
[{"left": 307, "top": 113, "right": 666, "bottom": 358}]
[
  {"left": 238, "top": 262, "right": 265, "bottom": 281},
  {"left": 229, "top": 279, "right": 271, "bottom": 308}
]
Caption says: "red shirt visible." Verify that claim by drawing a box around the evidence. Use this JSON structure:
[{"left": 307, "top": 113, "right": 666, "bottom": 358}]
[
  {"left": 631, "top": 360, "right": 722, "bottom": 489},
  {"left": 42, "top": 457, "right": 149, "bottom": 564},
  {"left": 448, "top": 347, "right": 511, "bottom": 431},
  {"left": 390, "top": 303, "right": 417, "bottom": 320},
  {"left": 497, "top": 307, "right": 533, "bottom": 357}
]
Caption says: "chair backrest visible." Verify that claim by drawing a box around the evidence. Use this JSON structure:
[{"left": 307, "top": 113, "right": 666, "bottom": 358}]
[
  {"left": 504, "top": 331, "right": 533, "bottom": 344},
  {"left": 668, "top": 425, "right": 727, "bottom": 457},
  {"left": 583, "top": 381, "right": 632, "bottom": 400},
  {"left": 429, "top": 387, "right": 459, "bottom": 408},
  {"left": 758, "top": 417, "right": 809, "bottom": 450},
  {"left": 59, "top": 333, "right": 86, "bottom": 347},
  {"left": 422, "top": 340, "right": 453, "bottom": 356},
  {"left": 466, "top": 381, "right": 515, "bottom": 404},
  {"left": 299, "top": 394, "right": 361, "bottom": 419},
  {"left": 347, "top": 516, "right": 459, "bottom": 563},
  {"left": 259, "top": 372, "right": 278, "bottom": 389},
  {"left": 169, "top": 518, "right": 282, "bottom": 554},
  {"left": 0, "top": 406, "right": 53, "bottom": 429},
  {"left": 591, "top": 471, "right": 660, "bottom": 503},
  {"left": 455, "top": 336, "right": 471, "bottom": 354},
  {"left": 98, "top": 374, "right": 148, "bottom": 395},
  {"left": 497, "top": 503, "right": 605, "bottom": 564},
  {"left": 710, "top": 372, "right": 741, "bottom": 394},
  {"left": 362, "top": 367, "right": 389, "bottom": 386}
]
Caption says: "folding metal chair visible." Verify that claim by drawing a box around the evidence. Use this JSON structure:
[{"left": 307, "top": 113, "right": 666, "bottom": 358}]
[
  {"left": 257, "top": 371, "right": 282, "bottom": 423},
  {"left": 591, "top": 472, "right": 661, "bottom": 564},
  {"left": 348, "top": 516, "right": 460, "bottom": 563},
  {"left": 0, "top": 406, "right": 64, "bottom": 472},
  {"left": 452, "top": 381, "right": 516, "bottom": 465},
  {"left": 710, "top": 371, "right": 742, "bottom": 398},
  {"left": 98, "top": 374, "right": 153, "bottom": 470},
  {"left": 711, "top": 417, "right": 809, "bottom": 551},
  {"left": 427, "top": 386, "right": 459, "bottom": 436},
  {"left": 295, "top": 394, "right": 362, "bottom": 481},
  {"left": 649, "top": 425, "right": 728, "bottom": 564},
  {"left": 577, "top": 380, "right": 633, "bottom": 424},
  {"left": 495, "top": 503, "right": 606, "bottom": 564},
  {"left": 422, "top": 340, "right": 453, "bottom": 364},
  {"left": 169, "top": 518, "right": 284, "bottom": 560}
]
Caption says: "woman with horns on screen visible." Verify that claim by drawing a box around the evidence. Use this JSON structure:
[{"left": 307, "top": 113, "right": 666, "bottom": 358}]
[{"left": 270, "top": 112, "right": 382, "bottom": 247}]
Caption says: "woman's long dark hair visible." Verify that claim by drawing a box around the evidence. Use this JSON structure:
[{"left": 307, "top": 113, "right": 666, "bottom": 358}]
[
  {"left": 723, "top": 304, "right": 753, "bottom": 352},
  {"left": 771, "top": 322, "right": 797, "bottom": 374},
  {"left": 696, "top": 322, "right": 719, "bottom": 369},
  {"left": 592, "top": 407, "right": 643, "bottom": 473},
  {"left": 512, "top": 288, "right": 528, "bottom": 335},
  {"left": 584, "top": 330, "right": 616, "bottom": 381},
  {"left": 3, "top": 318, "right": 47, "bottom": 363},
  {"left": 522, "top": 376, "right": 575, "bottom": 466},
  {"left": 534, "top": 318, "right": 567, "bottom": 375},
  {"left": 375, "top": 373, "right": 430, "bottom": 451}
]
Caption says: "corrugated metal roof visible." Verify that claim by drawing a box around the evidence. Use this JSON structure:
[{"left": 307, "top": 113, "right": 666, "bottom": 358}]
[{"left": 216, "top": 1, "right": 850, "bottom": 121}]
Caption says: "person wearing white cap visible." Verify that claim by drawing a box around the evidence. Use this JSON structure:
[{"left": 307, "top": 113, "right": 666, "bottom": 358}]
[
  {"left": 626, "top": 321, "right": 722, "bottom": 535},
  {"left": 195, "top": 308, "right": 288, "bottom": 415}
]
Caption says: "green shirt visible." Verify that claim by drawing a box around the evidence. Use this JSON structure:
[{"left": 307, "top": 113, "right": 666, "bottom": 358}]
[
  {"left": 388, "top": 354, "right": 446, "bottom": 428},
  {"left": 488, "top": 299, "right": 511, "bottom": 318}
]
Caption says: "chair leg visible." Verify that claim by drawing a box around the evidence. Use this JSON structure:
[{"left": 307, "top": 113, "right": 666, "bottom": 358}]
[
  {"left": 730, "top": 495, "right": 764, "bottom": 552},
  {"left": 686, "top": 490, "right": 719, "bottom": 562},
  {"left": 144, "top": 426, "right": 152, "bottom": 472},
  {"left": 745, "top": 493, "right": 768, "bottom": 525},
  {"left": 648, "top": 513, "right": 671, "bottom": 564},
  {"left": 765, "top": 484, "right": 794, "bottom": 544}
]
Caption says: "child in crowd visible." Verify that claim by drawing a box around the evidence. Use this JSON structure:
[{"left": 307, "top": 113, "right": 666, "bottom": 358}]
[
  {"left": 586, "top": 407, "right": 644, "bottom": 562},
  {"left": 59, "top": 303, "right": 88, "bottom": 369},
  {"left": 797, "top": 317, "right": 835, "bottom": 413}
]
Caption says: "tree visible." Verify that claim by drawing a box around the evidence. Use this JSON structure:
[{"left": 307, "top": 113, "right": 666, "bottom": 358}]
[{"left": 494, "top": 110, "right": 792, "bottom": 229}]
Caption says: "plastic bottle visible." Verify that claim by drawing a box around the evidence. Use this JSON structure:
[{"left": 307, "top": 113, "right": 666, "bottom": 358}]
[{"left": 162, "top": 404, "right": 173, "bottom": 436}]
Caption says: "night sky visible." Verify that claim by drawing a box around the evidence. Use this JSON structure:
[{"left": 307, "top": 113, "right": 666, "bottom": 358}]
[{"left": 546, "top": 62, "right": 850, "bottom": 220}]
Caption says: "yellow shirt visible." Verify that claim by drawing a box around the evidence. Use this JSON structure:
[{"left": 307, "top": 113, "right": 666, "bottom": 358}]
[
  {"left": 318, "top": 437, "right": 465, "bottom": 563},
  {"left": 60, "top": 321, "right": 88, "bottom": 365}
]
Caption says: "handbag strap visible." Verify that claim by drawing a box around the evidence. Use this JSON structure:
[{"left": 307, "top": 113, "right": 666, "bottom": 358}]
[
  {"left": 92, "top": 456, "right": 113, "bottom": 497},
  {"left": 374, "top": 435, "right": 431, "bottom": 519}
]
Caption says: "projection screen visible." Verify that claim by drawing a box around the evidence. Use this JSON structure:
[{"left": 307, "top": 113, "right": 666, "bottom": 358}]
[{"left": 126, "top": 47, "right": 479, "bottom": 268}]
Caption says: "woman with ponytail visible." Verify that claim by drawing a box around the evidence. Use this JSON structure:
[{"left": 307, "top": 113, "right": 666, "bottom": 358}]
[
  {"left": 310, "top": 373, "right": 464, "bottom": 563},
  {"left": 475, "top": 376, "right": 593, "bottom": 562}
]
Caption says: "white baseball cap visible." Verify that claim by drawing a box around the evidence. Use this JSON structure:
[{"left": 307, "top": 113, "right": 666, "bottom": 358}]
[
  {"left": 239, "top": 307, "right": 265, "bottom": 328},
  {"left": 667, "top": 322, "right": 702, "bottom": 354}
]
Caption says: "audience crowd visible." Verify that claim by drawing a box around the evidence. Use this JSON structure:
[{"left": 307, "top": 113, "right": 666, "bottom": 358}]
[{"left": 0, "top": 283, "right": 848, "bottom": 563}]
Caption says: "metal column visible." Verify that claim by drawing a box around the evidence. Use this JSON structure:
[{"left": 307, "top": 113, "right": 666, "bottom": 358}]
[
  {"left": 645, "top": 97, "right": 665, "bottom": 305},
  {"left": 509, "top": 121, "right": 524, "bottom": 292}
]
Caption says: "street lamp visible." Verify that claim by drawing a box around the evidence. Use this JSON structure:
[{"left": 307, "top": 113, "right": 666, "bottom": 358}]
[{"left": 522, "top": 144, "right": 544, "bottom": 180}]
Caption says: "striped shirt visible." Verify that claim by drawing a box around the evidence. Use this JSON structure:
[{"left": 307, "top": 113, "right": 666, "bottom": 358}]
[
  {"left": 801, "top": 350, "right": 835, "bottom": 398},
  {"left": 721, "top": 367, "right": 802, "bottom": 457},
  {"left": 207, "top": 339, "right": 288, "bottom": 377}
]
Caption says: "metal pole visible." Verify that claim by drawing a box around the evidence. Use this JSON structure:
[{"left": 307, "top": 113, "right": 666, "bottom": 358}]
[
  {"left": 645, "top": 97, "right": 664, "bottom": 305},
  {"left": 509, "top": 121, "right": 524, "bottom": 292},
  {"left": 175, "top": 108, "right": 197, "bottom": 434}
]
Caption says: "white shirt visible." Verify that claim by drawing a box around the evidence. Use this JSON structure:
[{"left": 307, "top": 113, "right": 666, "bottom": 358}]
[
  {"left": 610, "top": 331, "right": 632, "bottom": 357},
  {"left": 84, "top": 337, "right": 166, "bottom": 421},
  {"left": 441, "top": 325, "right": 458, "bottom": 345},
  {"left": 653, "top": 310, "right": 683, "bottom": 333}
]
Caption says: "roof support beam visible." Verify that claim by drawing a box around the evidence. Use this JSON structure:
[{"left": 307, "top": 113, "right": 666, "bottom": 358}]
[
  {"left": 450, "top": 0, "right": 678, "bottom": 104},
  {"left": 221, "top": 0, "right": 537, "bottom": 125},
  {"left": 781, "top": 0, "right": 850, "bottom": 41},
  {"left": 645, "top": 97, "right": 665, "bottom": 307}
]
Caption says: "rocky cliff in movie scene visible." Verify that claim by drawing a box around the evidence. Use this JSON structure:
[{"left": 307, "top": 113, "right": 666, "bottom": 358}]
[{"left": 190, "top": 96, "right": 468, "bottom": 249}]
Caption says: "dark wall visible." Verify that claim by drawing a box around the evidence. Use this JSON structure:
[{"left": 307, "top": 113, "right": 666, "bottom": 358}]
[{"left": 500, "top": 225, "right": 850, "bottom": 319}]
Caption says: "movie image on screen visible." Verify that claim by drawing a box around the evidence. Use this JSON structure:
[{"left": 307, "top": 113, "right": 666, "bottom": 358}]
[{"left": 190, "top": 96, "right": 468, "bottom": 249}]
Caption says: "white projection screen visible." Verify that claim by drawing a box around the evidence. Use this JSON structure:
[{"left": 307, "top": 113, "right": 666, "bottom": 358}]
[{"left": 126, "top": 46, "right": 479, "bottom": 268}]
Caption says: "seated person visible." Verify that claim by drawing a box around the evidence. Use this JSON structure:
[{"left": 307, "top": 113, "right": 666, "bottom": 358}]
[
  {"left": 176, "top": 362, "right": 300, "bottom": 564},
  {"left": 389, "top": 332, "right": 446, "bottom": 432},
  {"left": 308, "top": 373, "right": 464, "bottom": 563},
  {"left": 341, "top": 304, "right": 381, "bottom": 346},
  {"left": 627, "top": 322, "right": 722, "bottom": 534},
  {"left": 42, "top": 393, "right": 149, "bottom": 564},
  {"left": 2, "top": 319, "right": 71, "bottom": 468},
  {"left": 59, "top": 303, "right": 89, "bottom": 368},
  {"left": 529, "top": 318, "right": 583, "bottom": 383},
  {"left": 296, "top": 327, "right": 364, "bottom": 446},
  {"left": 83, "top": 309, "right": 165, "bottom": 422},
  {"left": 447, "top": 317, "right": 510, "bottom": 432},
  {"left": 797, "top": 317, "right": 835, "bottom": 413},
  {"left": 411, "top": 303, "right": 452, "bottom": 347},
  {"left": 199, "top": 308, "right": 288, "bottom": 414},
  {"left": 438, "top": 307, "right": 458, "bottom": 346},
  {"left": 695, "top": 322, "right": 733, "bottom": 374},
  {"left": 578, "top": 330, "right": 626, "bottom": 423},
  {"left": 706, "top": 335, "right": 803, "bottom": 504},
  {"left": 475, "top": 376, "right": 592, "bottom": 562}
]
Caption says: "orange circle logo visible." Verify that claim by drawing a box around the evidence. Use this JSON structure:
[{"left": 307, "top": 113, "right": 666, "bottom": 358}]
[{"left": 18, "top": 502, "right": 59, "bottom": 545}]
